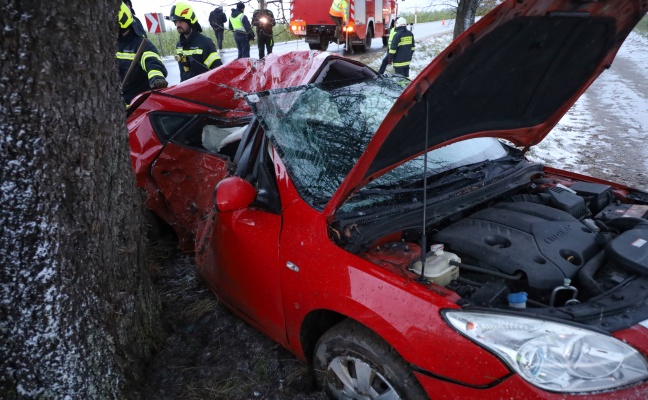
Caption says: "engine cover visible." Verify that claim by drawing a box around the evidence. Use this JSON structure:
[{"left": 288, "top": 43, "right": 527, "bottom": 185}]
[{"left": 432, "top": 202, "right": 599, "bottom": 289}]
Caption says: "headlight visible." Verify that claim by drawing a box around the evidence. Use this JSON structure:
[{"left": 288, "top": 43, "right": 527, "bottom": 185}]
[{"left": 444, "top": 311, "right": 648, "bottom": 392}]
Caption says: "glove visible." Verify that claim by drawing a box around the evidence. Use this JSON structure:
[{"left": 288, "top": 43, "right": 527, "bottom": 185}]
[{"left": 150, "top": 78, "right": 168, "bottom": 89}]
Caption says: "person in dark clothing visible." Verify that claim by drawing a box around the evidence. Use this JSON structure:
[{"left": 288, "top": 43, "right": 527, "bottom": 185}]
[
  {"left": 388, "top": 17, "right": 415, "bottom": 78},
  {"left": 229, "top": 2, "right": 255, "bottom": 59},
  {"left": 251, "top": 8, "right": 276, "bottom": 59},
  {"left": 377, "top": 21, "right": 398, "bottom": 75},
  {"left": 209, "top": 5, "right": 227, "bottom": 50},
  {"left": 116, "top": 2, "right": 167, "bottom": 107},
  {"left": 169, "top": 2, "right": 223, "bottom": 81}
]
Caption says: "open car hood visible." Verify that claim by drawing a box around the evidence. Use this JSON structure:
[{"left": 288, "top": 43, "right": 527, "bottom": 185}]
[{"left": 325, "top": 0, "right": 647, "bottom": 215}]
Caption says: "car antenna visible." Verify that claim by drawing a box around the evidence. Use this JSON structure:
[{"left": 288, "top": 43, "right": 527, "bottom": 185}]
[{"left": 417, "top": 96, "right": 430, "bottom": 284}]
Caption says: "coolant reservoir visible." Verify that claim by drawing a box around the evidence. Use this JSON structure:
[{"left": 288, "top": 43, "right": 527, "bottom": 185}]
[{"left": 410, "top": 245, "right": 460, "bottom": 286}]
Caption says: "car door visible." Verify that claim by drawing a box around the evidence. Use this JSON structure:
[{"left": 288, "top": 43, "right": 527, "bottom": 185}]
[
  {"left": 151, "top": 114, "right": 249, "bottom": 236},
  {"left": 204, "top": 122, "right": 288, "bottom": 344}
]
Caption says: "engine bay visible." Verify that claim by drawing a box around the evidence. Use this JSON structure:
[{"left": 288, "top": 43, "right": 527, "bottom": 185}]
[{"left": 356, "top": 175, "right": 648, "bottom": 331}]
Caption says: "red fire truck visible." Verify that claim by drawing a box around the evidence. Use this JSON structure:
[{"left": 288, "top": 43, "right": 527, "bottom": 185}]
[{"left": 289, "top": 0, "right": 398, "bottom": 52}]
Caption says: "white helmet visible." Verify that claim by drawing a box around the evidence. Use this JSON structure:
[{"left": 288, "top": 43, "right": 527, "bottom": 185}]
[{"left": 396, "top": 17, "right": 407, "bottom": 27}]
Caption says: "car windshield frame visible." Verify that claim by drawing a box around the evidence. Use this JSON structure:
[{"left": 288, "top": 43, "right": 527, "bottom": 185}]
[
  {"left": 338, "top": 137, "right": 511, "bottom": 214},
  {"left": 246, "top": 76, "right": 408, "bottom": 211}
]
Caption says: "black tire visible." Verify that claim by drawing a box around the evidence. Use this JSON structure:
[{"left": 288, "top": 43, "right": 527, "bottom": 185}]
[
  {"left": 352, "top": 27, "right": 373, "bottom": 53},
  {"left": 313, "top": 320, "right": 428, "bottom": 400},
  {"left": 382, "top": 34, "right": 388, "bottom": 46},
  {"left": 309, "top": 43, "right": 322, "bottom": 50}
]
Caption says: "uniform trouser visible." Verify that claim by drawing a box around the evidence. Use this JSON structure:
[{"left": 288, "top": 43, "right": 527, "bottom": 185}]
[
  {"left": 234, "top": 32, "right": 250, "bottom": 58},
  {"left": 215, "top": 29, "right": 224, "bottom": 50},
  {"left": 330, "top": 15, "right": 343, "bottom": 39},
  {"left": 378, "top": 54, "right": 389, "bottom": 74},
  {"left": 394, "top": 66, "right": 410, "bottom": 78},
  {"left": 258, "top": 33, "right": 273, "bottom": 58}
]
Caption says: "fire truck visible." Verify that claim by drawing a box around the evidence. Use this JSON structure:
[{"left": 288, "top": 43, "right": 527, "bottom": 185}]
[{"left": 289, "top": 0, "right": 398, "bottom": 52}]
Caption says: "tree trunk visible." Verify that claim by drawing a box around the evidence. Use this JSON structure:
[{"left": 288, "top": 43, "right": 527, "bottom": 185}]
[
  {"left": 454, "top": 0, "right": 482, "bottom": 39},
  {"left": 1, "top": 1, "right": 162, "bottom": 398}
]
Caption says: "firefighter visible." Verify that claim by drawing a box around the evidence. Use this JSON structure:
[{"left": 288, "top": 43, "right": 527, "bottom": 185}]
[
  {"left": 116, "top": 1, "right": 167, "bottom": 108},
  {"left": 169, "top": 2, "right": 222, "bottom": 82},
  {"left": 388, "top": 17, "right": 415, "bottom": 78},
  {"left": 329, "top": 0, "right": 348, "bottom": 41},
  {"left": 378, "top": 24, "right": 398, "bottom": 74},
  {"left": 230, "top": 2, "right": 255, "bottom": 59},
  {"left": 252, "top": 8, "right": 276, "bottom": 59}
]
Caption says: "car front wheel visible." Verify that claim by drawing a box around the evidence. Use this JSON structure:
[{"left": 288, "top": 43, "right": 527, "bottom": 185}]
[{"left": 313, "top": 320, "right": 428, "bottom": 400}]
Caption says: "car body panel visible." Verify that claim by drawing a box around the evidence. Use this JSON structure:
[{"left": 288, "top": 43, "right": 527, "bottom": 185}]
[
  {"left": 150, "top": 144, "right": 229, "bottom": 241},
  {"left": 325, "top": 0, "right": 647, "bottom": 214},
  {"left": 128, "top": 51, "right": 375, "bottom": 249}
]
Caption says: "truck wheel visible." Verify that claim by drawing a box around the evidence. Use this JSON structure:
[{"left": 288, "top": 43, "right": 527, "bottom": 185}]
[
  {"left": 313, "top": 320, "right": 428, "bottom": 400},
  {"left": 308, "top": 43, "right": 322, "bottom": 50},
  {"left": 352, "top": 27, "right": 372, "bottom": 53}
]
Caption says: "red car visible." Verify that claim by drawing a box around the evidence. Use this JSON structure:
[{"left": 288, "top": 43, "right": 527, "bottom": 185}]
[
  {"left": 127, "top": 51, "right": 377, "bottom": 250},
  {"left": 141, "top": 0, "right": 648, "bottom": 398}
]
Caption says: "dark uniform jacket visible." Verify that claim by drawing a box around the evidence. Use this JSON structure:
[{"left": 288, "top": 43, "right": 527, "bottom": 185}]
[
  {"left": 388, "top": 26, "right": 416, "bottom": 67},
  {"left": 252, "top": 9, "right": 276, "bottom": 36},
  {"left": 176, "top": 29, "right": 222, "bottom": 81},
  {"left": 209, "top": 8, "right": 227, "bottom": 32},
  {"left": 116, "top": 26, "right": 167, "bottom": 105}
]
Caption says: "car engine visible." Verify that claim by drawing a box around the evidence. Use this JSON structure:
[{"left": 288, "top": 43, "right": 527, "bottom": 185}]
[{"left": 357, "top": 179, "right": 648, "bottom": 327}]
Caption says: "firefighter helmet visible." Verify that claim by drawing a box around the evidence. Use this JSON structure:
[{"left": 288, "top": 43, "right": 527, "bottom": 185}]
[
  {"left": 169, "top": 2, "right": 197, "bottom": 24},
  {"left": 118, "top": 2, "right": 134, "bottom": 29},
  {"left": 396, "top": 17, "right": 407, "bottom": 27}
]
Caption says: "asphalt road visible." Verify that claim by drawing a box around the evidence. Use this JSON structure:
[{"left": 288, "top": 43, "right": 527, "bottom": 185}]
[{"left": 164, "top": 20, "right": 454, "bottom": 86}]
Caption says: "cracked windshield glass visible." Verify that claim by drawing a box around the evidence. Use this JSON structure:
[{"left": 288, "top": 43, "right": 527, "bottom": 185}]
[
  {"left": 247, "top": 76, "right": 406, "bottom": 210},
  {"left": 247, "top": 77, "right": 510, "bottom": 214}
]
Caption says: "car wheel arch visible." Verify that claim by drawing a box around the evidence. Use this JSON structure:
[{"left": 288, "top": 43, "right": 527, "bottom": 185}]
[
  {"left": 298, "top": 306, "right": 410, "bottom": 366},
  {"left": 312, "top": 318, "right": 429, "bottom": 399}
]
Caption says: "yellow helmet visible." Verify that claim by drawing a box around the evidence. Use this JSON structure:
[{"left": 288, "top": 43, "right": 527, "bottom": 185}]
[
  {"left": 169, "top": 2, "right": 197, "bottom": 24},
  {"left": 118, "top": 2, "right": 134, "bottom": 29}
]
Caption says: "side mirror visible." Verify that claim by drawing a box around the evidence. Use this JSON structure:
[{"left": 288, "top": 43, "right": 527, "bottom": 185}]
[{"left": 214, "top": 176, "right": 256, "bottom": 212}]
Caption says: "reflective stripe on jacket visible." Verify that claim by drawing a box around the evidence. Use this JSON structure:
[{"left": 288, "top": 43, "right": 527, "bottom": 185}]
[
  {"left": 329, "top": 0, "right": 348, "bottom": 22},
  {"left": 388, "top": 26, "right": 415, "bottom": 67},
  {"left": 116, "top": 30, "right": 167, "bottom": 105},
  {"left": 175, "top": 29, "right": 222, "bottom": 81}
]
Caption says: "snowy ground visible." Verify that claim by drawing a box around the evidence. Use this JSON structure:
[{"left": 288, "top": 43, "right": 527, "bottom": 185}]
[{"left": 367, "top": 31, "right": 648, "bottom": 192}]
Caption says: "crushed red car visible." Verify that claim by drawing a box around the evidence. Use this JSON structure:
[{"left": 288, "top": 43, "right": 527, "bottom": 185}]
[
  {"left": 127, "top": 51, "right": 376, "bottom": 250},
  {"left": 131, "top": 0, "right": 648, "bottom": 398}
]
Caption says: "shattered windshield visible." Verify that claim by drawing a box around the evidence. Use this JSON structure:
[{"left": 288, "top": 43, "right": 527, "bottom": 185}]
[
  {"left": 247, "top": 76, "right": 407, "bottom": 210},
  {"left": 338, "top": 138, "right": 511, "bottom": 214}
]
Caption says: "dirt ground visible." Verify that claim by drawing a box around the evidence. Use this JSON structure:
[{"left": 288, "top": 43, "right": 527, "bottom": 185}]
[{"left": 141, "top": 244, "right": 328, "bottom": 400}]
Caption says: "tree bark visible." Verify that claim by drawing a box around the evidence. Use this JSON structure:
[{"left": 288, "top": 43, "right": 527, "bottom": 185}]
[
  {"left": 454, "top": 0, "right": 482, "bottom": 39},
  {"left": 1, "top": 1, "right": 162, "bottom": 398}
]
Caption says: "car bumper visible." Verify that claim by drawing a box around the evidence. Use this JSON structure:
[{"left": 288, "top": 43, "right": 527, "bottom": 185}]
[{"left": 414, "top": 371, "right": 648, "bottom": 399}]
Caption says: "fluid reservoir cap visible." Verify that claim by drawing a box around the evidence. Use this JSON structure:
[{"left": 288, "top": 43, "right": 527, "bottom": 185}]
[{"left": 508, "top": 292, "right": 528, "bottom": 308}]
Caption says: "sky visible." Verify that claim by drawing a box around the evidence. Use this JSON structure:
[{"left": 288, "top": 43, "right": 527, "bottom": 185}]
[{"left": 129, "top": 0, "right": 437, "bottom": 29}]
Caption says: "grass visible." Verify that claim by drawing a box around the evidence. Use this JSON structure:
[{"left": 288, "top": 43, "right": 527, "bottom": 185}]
[{"left": 636, "top": 15, "right": 648, "bottom": 37}]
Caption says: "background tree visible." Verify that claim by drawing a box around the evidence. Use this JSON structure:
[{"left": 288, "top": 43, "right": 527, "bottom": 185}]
[
  {"left": 453, "top": 0, "right": 483, "bottom": 38},
  {"left": 1, "top": 1, "right": 162, "bottom": 398}
]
